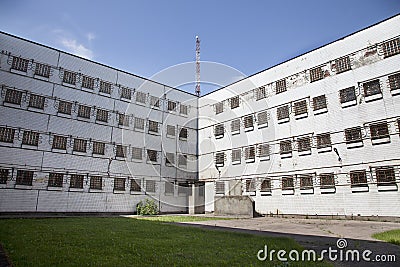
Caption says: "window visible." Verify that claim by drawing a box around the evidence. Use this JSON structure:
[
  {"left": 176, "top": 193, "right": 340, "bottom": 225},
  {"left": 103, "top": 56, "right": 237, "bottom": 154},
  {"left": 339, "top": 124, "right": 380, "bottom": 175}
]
[
  {"left": 316, "top": 133, "right": 331, "bottom": 148},
  {"left": 256, "top": 86, "right": 266, "bottom": 100},
  {"left": 52, "top": 135, "right": 67, "bottom": 150},
  {"left": 382, "top": 38, "right": 400, "bottom": 58},
  {"left": 180, "top": 104, "right": 188, "bottom": 115},
  {"left": 310, "top": 67, "right": 323, "bottom": 82},
  {"left": 293, "top": 100, "right": 307, "bottom": 116},
  {"left": 363, "top": 79, "right": 381, "bottom": 97},
  {"left": 4, "top": 89, "right": 22, "bottom": 105},
  {"left": 215, "top": 181, "right": 225, "bottom": 194},
  {"left": 297, "top": 137, "right": 311, "bottom": 152},
  {"left": 277, "top": 105, "right": 290, "bottom": 120},
  {"left": 81, "top": 75, "right": 94, "bottom": 89},
  {"left": 114, "top": 178, "right": 125, "bottom": 191},
  {"left": 146, "top": 180, "right": 156, "bottom": 193},
  {"left": 299, "top": 175, "right": 313, "bottom": 190},
  {"left": 260, "top": 179, "right": 271, "bottom": 192},
  {"left": 335, "top": 56, "right": 351, "bottom": 74},
  {"left": 245, "top": 179, "right": 256, "bottom": 192},
  {"left": 258, "top": 144, "right": 270, "bottom": 158},
  {"left": 319, "top": 173, "right": 335, "bottom": 189},
  {"left": 179, "top": 128, "right": 188, "bottom": 140},
  {"left": 147, "top": 149, "right": 158, "bottom": 162},
  {"left": 245, "top": 146, "right": 255, "bottom": 161},
  {"left": 99, "top": 81, "right": 112, "bottom": 94},
  {"left": 376, "top": 167, "right": 396, "bottom": 186},
  {"left": 48, "top": 173, "right": 63, "bottom": 187},
  {"left": 165, "top": 152, "right": 175, "bottom": 165},
  {"left": 244, "top": 115, "right": 254, "bottom": 129},
  {"left": 165, "top": 181, "right": 174, "bottom": 194},
  {"left": 63, "top": 70, "right": 76, "bottom": 85},
  {"left": 92, "top": 142, "right": 105, "bottom": 155},
  {"left": 116, "top": 145, "right": 127, "bottom": 158},
  {"left": 313, "top": 95, "right": 327, "bottom": 111},
  {"left": 11, "top": 57, "right": 29, "bottom": 72},
  {"left": 120, "top": 87, "right": 132, "bottom": 100},
  {"left": 132, "top": 147, "right": 143, "bottom": 160},
  {"left": 388, "top": 73, "right": 400, "bottom": 91},
  {"left": 118, "top": 114, "right": 130, "bottom": 127},
  {"left": 232, "top": 149, "right": 241, "bottom": 163},
  {"left": 0, "top": 169, "right": 9, "bottom": 184},
  {"left": 350, "top": 170, "right": 367, "bottom": 187},
  {"left": 73, "top": 138, "right": 87, "bottom": 152},
  {"left": 370, "top": 122, "right": 389, "bottom": 140},
  {"left": 28, "top": 94, "right": 45, "bottom": 109},
  {"left": 276, "top": 79, "right": 287, "bottom": 94},
  {"left": 215, "top": 102, "right": 224, "bottom": 114},
  {"left": 150, "top": 96, "right": 160, "bottom": 108},
  {"left": 214, "top": 124, "right": 224, "bottom": 138},
  {"left": 230, "top": 96, "right": 239, "bottom": 109},
  {"left": 215, "top": 152, "right": 225, "bottom": 166},
  {"left": 178, "top": 154, "right": 187, "bottom": 167},
  {"left": 231, "top": 119, "right": 240, "bottom": 133},
  {"left": 282, "top": 176, "right": 294, "bottom": 190},
  {"left": 148, "top": 120, "right": 159, "bottom": 133},
  {"left": 58, "top": 101, "right": 72, "bottom": 115},
  {"left": 22, "top": 131, "right": 39, "bottom": 146},
  {"left": 35, "top": 63, "right": 51, "bottom": 78},
  {"left": 16, "top": 170, "right": 34, "bottom": 186},
  {"left": 0, "top": 127, "right": 15, "bottom": 143},
  {"left": 257, "top": 111, "right": 268, "bottom": 126},
  {"left": 78, "top": 105, "right": 91, "bottom": 119},
  {"left": 130, "top": 179, "right": 141, "bottom": 192},
  {"left": 340, "top": 87, "right": 356, "bottom": 103},
  {"left": 134, "top": 117, "right": 145, "bottom": 130},
  {"left": 280, "top": 140, "right": 292, "bottom": 154},
  {"left": 166, "top": 125, "right": 176, "bottom": 137},
  {"left": 136, "top": 91, "right": 147, "bottom": 103},
  {"left": 345, "top": 127, "right": 362, "bottom": 144},
  {"left": 90, "top": 176, "right": 102, "bottom": 190},
  {"left": 96, "top": 109, "right": 108, "bottom": 123},
  {"left": 167, "top": 100, "right": 177, "bottom": 111},
  {"left": 70, "top": 174, "right": 84, "bottom": 189}
]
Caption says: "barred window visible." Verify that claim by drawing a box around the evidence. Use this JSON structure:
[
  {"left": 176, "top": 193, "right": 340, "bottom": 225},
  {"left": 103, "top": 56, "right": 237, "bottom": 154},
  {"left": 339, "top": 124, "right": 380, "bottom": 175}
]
[
  {"left": 215, "top": 181, "right": 225, "bottom": 194},
  {"left": 345, "top": 127, "right": 362, "bottom": 143},
  {"left": 146, "top": 180, "right": 156, "bottom": 193},
  {"left": 58, "top": 101, "right": 72, "bottom": 115},
  {"left": 118, "top": 114, "right": 130, "bottom": 127},
  {"left": 52, "top": 135, "right": 67, "bottom": 150},
  {"left": 167, "top": 100, "right": 177, "bottom": 111},
  {"left": 99, "top": 81, "right": 112, "bottom": 94},
  {"left": 340, "top": 87, "right": 356, "bottom": 103},
  {"left": 11, "top": 57, "right": 29, "bottom": 72},
  {"left": 150, "top": 96, "right": 160, "bottom": 108},
  {"left": 70, "top": 174, "right": 84, "bottom": 189},
  {"left": 90, "top": 176, "right": 102, "bottom": 190},
  {"left": 299, "top": 175, "right": 313, "bottom": 190},
  {"left": 92, "top": 141, "right": 105, "bottom": 155},
  {"left": 319, "top": 173, "right": 335, "bottom": 189},
  {"left": 256, "top": 86, "right": 266, "bottom": 100},
  {"left": 78, "top": 105, "right": 91, "bottom": 119},
  {"left": 280, "top": 140, "right": 292, "bottom": 154},
  {"left": 22, "top": 131, "right": 39, "bottom": 146},
  {"left": 178, "top": 154, "right": 187, "bottom": 167},
  {"left": 180, "top": 104, "right": 188, "bottom": 115},
  {"left": 245, "top": 179, "right": 256, "bottom": 192},
  {"left": 147, "top": 149, "right": 158, "bottom": 162},
  {"left": 148, "top": 120, "right": 159, "bottom": 133},
  {"left": 276, "top": 79, "right": 287, "bottom": 94},
  {"left": 63, "top": 70, "right": 76, "bottom": 85},
  {"left": 0, "top": 169, "right": 9, "bottom": 184},
  {"left": 81, "top": 75, "right": 94, "bottom": 89},
  {"left": 244, "top": 115, "right": 254, "bottom": 129},
  {"left": 293, "top": 100, "right": 307, "bottom": 115},
  {"left": 316, "top": 133, "right": 331, "bottom": 148},
  {"left": 260, "top": 179, "right": 271, "bottom": 192},
  {"left": 179, "top": 128, "right": 188, "bottom": 140},
  {"left": 298, "top": 137, "right": 311, "bottom": 152},
  {"left": 376, "top": 167, "right": 396, "bottom": 186},
  {"left": 214, "top": 124, "right": 224, "bottom": 138},
  {"left": 310, "top": 67, "right": 323, "bottom": 82},
  {"left": 370, "top": 122, "right": 389, "bottom": 140},
  {"left": 282, "top": 176, "right": 294, "bottom": 190},
  {"left": 134, "top": 117, "right": 145, "bottom": 130},
  {"left": 165, "top": 181, "right": 174, "bottom": 194},
  {"left": 245, "top": 146, "right": 255, "bottom": 161},
  {"left": 258, "top": 144, "right": 270, "bottom": 158},
  {"left": 363, "top": 79, "right": 381, "bottom": 97},
  {"left": 167, "top": 125, "right": 176, "bottom": 136},
  {"left": 116, "top": 145, "right": 127, "bottom": 158},
  {"left": 73, "top": 138, "right": 87, "bottom": 152},
  {"left": 0, "top": 127, "right": 15, "bottom": 143},
  {"left": 96, "top": 109, "right": 108, "bottom": 123},
  {"left": 120, "top": 87, "right": 132, "bottom": 100},
  {"left": 335, "top": 56, "right": 351, "bottom": 74},
  {"left": 4, "top": 89, "right": 22, "bottom": 105},
  {"left": 215, "top": 152, "right": 225, "bottom": 166},
  {"left": 230, "top": 96, "right": 239, "bottom": 109},
  {"left": 136, "top": 91, "right": 147, "bottom": 103},
  {"left": 132, "top": 147, "right": 143, "bottom": 160},
  {"left": 16, "top": 170, "right": 34, "bottom": 186},
  {"left": 313, "top": 95, "right": 327, "bottom": 111},
  {"left": 277, "top": 105, "right": 289, "bottom": 120},
  {"left": 131, "top": 179, "right": 141, "bottom": 192},
  {"left": 165, "top": 152, "right": 175, "bottom": 165},
  {"left": 178, "top": 183, "right": 190, "bottom": 195},
  {"left": 35, "top": 63, "right": 51, "bottom": 78},
  {"left": 28, "top": 94, "right": 45, "bottom": 109},
  {"left": 382, "top": 38, "right": 400, "bottom": 58},
  {"left": 350, "top": 170, "right": 367, "bottom": 187},
  {"left": 231, "top": 119, "right": 240, "bottom": 133},
  {"left": 388, "top": 73, "right": 400, "bottom": 91},
  {"left": 215, "top": 102, "right": 224, "bottom": 114},
  {"left": 257, "top": 111, "right": 268, "bottom": 126},
  {"left": 232, "top": 149, "right": 241, "bottom": 163},
  {"left": 48, "top": 173, "right": 63, "bottom": 187},
  {"left": 114, "top": 178, "right": 126, "bottom": 191}
]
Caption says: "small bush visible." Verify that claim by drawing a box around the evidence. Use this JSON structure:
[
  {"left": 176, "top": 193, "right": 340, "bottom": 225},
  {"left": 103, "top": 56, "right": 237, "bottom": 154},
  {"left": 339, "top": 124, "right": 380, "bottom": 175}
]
[{"left": 137, "top": 198, "right": 159, "bottom": 215}]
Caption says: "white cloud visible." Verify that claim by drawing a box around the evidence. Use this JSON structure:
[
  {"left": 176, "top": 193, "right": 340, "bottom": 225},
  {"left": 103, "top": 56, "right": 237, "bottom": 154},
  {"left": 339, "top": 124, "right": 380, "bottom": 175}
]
[
  {"left": 60, "top": 38, "right": 94, "bottom": 59},
  {"left": 87, "top": 32, "right": 95, "bottom": 42}
]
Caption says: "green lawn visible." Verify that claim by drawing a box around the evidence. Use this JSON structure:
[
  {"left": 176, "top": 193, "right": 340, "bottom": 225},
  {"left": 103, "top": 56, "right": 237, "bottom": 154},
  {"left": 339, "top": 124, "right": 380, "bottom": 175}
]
[
  {"left": 372, "top": 229, "right": 400, "bottom": 246},
  {"left": 0, "top": 217, "right": 330, "bottom": 266}
]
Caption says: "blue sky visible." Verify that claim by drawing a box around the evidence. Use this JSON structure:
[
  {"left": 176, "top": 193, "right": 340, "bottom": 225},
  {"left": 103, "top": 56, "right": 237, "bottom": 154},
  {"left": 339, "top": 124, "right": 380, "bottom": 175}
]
[{"left": 1, "top": 0, "right": 399, "bottom": 95}]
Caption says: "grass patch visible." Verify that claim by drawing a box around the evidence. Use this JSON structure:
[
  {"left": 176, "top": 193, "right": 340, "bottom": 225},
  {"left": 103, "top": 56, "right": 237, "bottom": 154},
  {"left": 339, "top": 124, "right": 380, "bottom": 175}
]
[
  {"left": 133, "top": 215, "right": 232, "bottom": 222},
  {"left": 0, "top": 217, "right": 330, "bottom": 266},
  {"left": 372, "top": 229, "right": 400, "bottom": 246}
]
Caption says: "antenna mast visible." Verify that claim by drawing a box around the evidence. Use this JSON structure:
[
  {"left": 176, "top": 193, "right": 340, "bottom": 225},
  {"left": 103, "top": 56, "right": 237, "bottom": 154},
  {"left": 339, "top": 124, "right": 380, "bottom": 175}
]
[{"left": 195, "top": 36, "right": 200, "bottom": 96}]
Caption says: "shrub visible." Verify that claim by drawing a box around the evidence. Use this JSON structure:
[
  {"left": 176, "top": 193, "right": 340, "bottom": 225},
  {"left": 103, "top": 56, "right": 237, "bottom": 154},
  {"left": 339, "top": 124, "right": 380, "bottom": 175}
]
[{"left": 137, "top": 198, "right": 159, "bottom": 215}]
